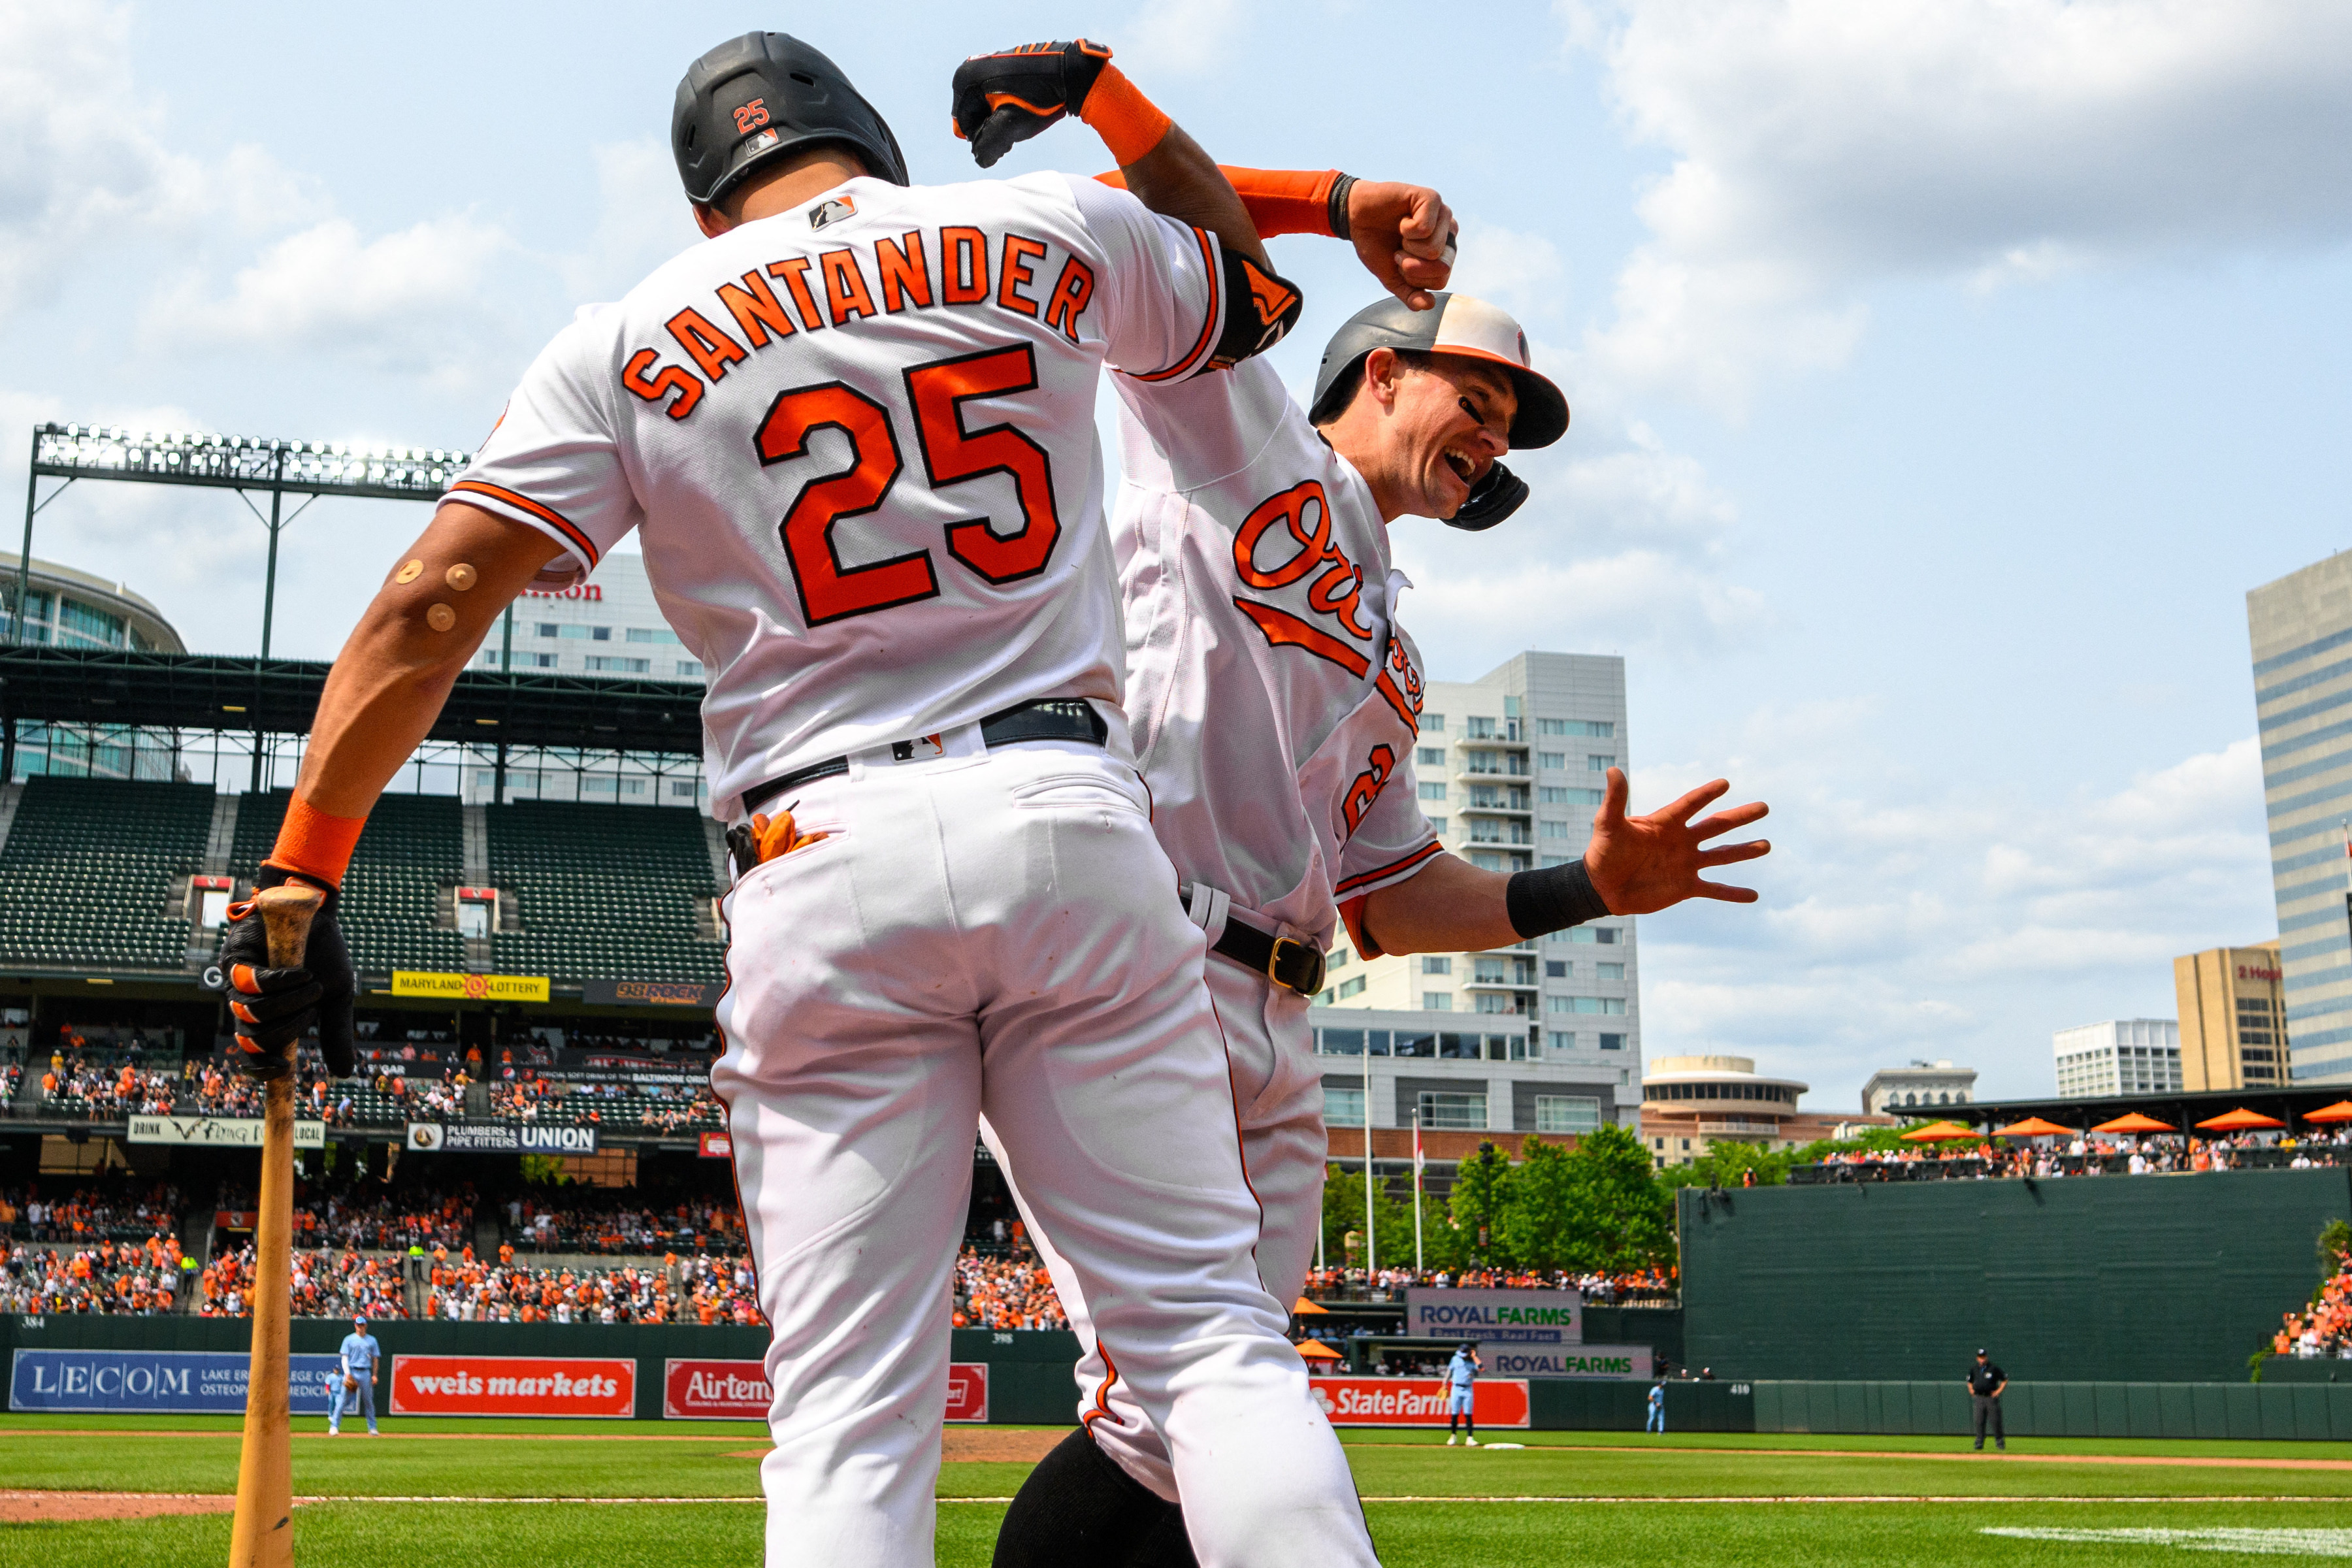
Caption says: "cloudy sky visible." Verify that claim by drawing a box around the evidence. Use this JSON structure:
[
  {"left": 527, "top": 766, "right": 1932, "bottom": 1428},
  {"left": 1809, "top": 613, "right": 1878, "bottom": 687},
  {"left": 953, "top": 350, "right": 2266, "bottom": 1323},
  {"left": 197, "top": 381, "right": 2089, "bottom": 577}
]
[{"left": 5, "top": 1, "right": 2349, "bottom": 1107}]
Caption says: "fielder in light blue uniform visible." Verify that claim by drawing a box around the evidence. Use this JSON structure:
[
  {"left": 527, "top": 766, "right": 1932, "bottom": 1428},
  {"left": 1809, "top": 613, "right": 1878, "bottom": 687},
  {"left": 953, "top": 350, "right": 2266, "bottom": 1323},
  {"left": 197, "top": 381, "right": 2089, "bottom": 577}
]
[
  {"left": 332, "top": 1316, "right": 381, "bottom": 1435},
  {"left": 1646, "top": 1377, "right": 1667, "bottom": 1433},
  {"left": 1445, "top": 1342, "right": 1480, "bottom": 1446}
]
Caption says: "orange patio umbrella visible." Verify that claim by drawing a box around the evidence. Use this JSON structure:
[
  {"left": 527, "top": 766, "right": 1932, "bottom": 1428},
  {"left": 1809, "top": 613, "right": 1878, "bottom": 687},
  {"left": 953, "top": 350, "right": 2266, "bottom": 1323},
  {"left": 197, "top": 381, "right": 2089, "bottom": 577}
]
[
  {"left": 1294, "top": 1297, "right": 1329, "bottom": 1315},
  {"left": 1994, "top": 1117, "right": 2072, "bottom": 1137},
  {"left": 2301, "top": 1101, "right": 2352, "bottom": 1124},
  {"left": 2195, "top": 1107, "right": 2284, "bottom": 1132},
  {"left": 1296, "top": 1339, "right": 1343, "bottom": 1360},
  {"left": 2091, "top": 1112, "right": 2174, "bottom": 1134},
  {"left": 1898, "top": 1120, "right": 1978, "bottom": 1141}
]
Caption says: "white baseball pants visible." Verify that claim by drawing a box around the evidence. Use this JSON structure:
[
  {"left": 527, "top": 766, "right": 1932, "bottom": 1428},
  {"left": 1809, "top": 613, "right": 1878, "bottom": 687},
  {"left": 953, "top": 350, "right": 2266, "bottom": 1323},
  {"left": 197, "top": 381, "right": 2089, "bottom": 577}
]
[
  {"left": 712, "top": 739, "right": 1373, "bottom": 1568},
  {"left": 985, "top": 943, "right": 1328, "bottom": 1504}
]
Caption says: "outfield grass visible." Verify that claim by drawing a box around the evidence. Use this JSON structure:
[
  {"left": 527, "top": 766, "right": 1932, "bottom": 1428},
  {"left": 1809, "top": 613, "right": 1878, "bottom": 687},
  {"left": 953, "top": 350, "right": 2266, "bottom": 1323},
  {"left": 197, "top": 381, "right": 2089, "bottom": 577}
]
[{"left": 7, "top": 1416, "right": 2351, "bottom": 1565}]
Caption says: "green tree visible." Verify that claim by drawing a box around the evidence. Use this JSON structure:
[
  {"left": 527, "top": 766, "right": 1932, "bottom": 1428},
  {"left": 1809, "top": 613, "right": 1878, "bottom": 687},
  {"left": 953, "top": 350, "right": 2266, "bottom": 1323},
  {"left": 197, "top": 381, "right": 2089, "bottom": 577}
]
[
  {"left": 1448, "top": 1141, "right": 1514, "bottom": 1267},
  {"left": 1321, "top": 1165, "right": 1414, "bottom": 1270},
  {"left": 1560, "top": 1123, "right": 1676, "bottom": 1273},
  {"left": 1499, "top": 1136, "right": 1577, "bottom": 1269}
]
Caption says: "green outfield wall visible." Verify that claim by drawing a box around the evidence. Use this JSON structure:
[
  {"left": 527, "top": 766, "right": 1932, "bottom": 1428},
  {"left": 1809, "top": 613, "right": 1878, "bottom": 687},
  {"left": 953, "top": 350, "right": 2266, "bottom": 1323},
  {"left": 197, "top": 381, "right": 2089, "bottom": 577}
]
[
  {"left": 1750, "top": 1380, "right": 2352, "bottom": 1441},
  {"left": 1680, "top": 1168, "right": 2352, "bottom": 1384}
]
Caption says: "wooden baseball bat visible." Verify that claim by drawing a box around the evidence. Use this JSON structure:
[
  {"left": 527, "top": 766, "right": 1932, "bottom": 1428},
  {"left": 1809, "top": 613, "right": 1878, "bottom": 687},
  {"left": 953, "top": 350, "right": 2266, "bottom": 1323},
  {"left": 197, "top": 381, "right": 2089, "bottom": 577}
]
[{"left": 228, "top": 881, "right": 323, "bottom": 1568}]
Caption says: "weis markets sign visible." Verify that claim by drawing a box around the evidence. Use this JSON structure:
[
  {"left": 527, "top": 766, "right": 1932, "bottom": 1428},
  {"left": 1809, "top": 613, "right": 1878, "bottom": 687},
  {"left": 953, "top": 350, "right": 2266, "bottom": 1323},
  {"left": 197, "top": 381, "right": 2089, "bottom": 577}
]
[
  {"left": 129, "top": 1115, "right": 325, "bottom": 1149},
  {"left": 11, "top": 1348, "right": 342, "bottom": 1414},
  {"left": 390, "top": 1354, "right": 634, "bottom": 1418},
  {"left": 662, "top": 1358, "right": 987, "bottom": 1422},
  {"left": 406, "top": 1122, "right": 598, "bottom": 1155},
  {"left": 1311, "top": 1377, "right": 1528, "bottom": 1428}
]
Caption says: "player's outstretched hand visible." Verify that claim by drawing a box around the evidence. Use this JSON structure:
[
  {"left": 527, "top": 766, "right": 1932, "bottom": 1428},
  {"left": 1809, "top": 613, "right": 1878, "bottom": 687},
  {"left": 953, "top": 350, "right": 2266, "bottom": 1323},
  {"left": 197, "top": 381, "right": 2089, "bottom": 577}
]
[
  {"left": 1583, "top": 767, "right": 1769, "bottom": 915},
  {"left": 1347, "top": 181, "right": 1457, "bottom": 311},
  {"left": 951, "top": 39, "right": 1116, "bottom": 169},
  {"left": 219, "top": 869, "right": 359, "bottom": 1081}
]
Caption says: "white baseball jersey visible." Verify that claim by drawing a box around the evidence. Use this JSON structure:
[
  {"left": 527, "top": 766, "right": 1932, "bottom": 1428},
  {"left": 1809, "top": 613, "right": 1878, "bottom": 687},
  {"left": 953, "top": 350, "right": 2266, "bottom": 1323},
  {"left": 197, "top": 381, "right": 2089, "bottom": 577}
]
[
  {"left": 449, "top": 172, "right": 1233, "bottom": 813},
  {"left": 1113, "top": 355, "right": 1440, "bottom": 955}
]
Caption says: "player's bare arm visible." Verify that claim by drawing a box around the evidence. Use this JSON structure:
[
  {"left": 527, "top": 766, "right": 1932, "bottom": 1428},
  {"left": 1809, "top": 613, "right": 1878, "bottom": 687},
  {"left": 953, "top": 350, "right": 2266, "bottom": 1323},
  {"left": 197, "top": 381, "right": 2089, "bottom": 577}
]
[
  {"left": 296, "top": 505, "right": 563, "bottom": 816},
  {"left": 1355, "top": 768, "right": 1770, "bottom": 956}
]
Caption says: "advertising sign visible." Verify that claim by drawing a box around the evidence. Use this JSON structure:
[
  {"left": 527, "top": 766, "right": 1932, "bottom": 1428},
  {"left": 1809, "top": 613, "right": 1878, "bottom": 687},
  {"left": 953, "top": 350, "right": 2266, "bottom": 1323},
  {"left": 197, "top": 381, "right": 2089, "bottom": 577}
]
[
  {"left": 129, "top": 1115, "right": 325, "bottom": 1150},
  {"left": 698, "top": 1131, "right": 732, "bottom": 1160},
  {"left": 405, "top": 1122, "right": 598, "bottom": 1155},
  {"left": 660, "top": 1358, "right": 987, "bottom": 1422},
  {"left": 389, "top": 1354, "right": 634, "bottom": 1418},
  {"left": 582, "top": 979, "right": 719, "bottom": 1008},
  {"left": 390, "top": 971, "right": 551, "bottom": 1002},
  {"left": 11, "top": 1348, "right": 342, "bottom": 1414},
  {"left": 664, "top": 1358, "right": 770, "bottom": 1420},
  {"left": 1308, "top": 1377, "right": 1529, "bottom": 1428},
  {"left": 945, "top": 1363, "right": 988, "bottom": 1424},
  {"left": 1481, "top": 1344, "right": 1653, "bottom": 1380},
  {"left": 1404, "top": 1287, "right": 1582, "bottom": 1349}
]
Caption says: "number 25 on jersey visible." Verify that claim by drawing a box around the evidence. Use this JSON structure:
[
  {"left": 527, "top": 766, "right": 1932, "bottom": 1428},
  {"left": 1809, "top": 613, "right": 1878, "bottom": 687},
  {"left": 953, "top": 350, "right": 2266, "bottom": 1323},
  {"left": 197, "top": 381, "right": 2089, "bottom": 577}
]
[{"left": 755, "top": 343, "right": 1062, "bottom": 626}]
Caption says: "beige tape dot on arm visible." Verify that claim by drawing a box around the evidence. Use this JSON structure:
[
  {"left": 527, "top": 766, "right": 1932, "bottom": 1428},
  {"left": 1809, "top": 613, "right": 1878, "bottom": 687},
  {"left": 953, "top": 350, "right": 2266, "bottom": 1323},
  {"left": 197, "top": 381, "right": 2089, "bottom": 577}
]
[
  {"left": 445, "top": 563, "right": 478, "bottom": 591},
  {"left": 425, "top": 604, "right": 457, "bottom": 632},
  {"left": 394, "top": 559, "right": 425, "bottom": 584}
]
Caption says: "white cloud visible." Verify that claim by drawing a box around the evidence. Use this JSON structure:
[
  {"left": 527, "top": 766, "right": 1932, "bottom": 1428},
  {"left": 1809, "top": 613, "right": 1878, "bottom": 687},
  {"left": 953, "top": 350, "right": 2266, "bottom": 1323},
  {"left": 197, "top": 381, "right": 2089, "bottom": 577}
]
[
  {"left": 1445, "top": 221, "right": 1569, "bottom": 322},
  {"left": 146, "top": 215, "right": 518, "bottom": 389},
  {"left": 1120, "top": 0, "right": 1246, "bottom": 76},
  {"left": 558, "top": 140, "right": 702, "bottom": 302},
  {"left": 1575, "top": 0, "right": 2352, "bottom": 408},
  {"left": 1631, "top": 732, "right": 2273, "bottom": 1103}
]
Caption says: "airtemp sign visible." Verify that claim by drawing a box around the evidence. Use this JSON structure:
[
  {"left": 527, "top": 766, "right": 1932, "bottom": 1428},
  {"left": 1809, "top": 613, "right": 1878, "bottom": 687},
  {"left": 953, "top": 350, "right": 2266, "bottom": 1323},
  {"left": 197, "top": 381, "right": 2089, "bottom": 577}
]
[{"left": 1404, "top": 1288, "right": 1582, "bottom": 1348}]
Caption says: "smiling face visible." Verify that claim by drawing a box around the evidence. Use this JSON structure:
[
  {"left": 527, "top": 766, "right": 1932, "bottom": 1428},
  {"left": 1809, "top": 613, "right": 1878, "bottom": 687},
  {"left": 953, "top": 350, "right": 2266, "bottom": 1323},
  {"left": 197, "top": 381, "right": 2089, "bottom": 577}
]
[{"left": 1324, "top": 347, "right": 1518, "bottom": 523}]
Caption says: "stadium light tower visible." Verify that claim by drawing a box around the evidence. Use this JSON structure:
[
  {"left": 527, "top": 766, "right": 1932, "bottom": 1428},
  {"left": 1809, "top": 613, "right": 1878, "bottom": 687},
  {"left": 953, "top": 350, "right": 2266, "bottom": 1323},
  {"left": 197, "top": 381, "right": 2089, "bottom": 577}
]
[{"left": 17, "top": 423, "right": 471, "bottom": 656}]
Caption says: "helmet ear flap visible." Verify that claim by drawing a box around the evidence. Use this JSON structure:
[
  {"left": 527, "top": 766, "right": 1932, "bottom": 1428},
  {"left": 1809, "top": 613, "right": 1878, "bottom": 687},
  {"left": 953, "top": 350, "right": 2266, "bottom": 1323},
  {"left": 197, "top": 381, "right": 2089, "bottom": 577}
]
[{"left": 1446, "top": 461, "right": 1526, "bottom": 531}]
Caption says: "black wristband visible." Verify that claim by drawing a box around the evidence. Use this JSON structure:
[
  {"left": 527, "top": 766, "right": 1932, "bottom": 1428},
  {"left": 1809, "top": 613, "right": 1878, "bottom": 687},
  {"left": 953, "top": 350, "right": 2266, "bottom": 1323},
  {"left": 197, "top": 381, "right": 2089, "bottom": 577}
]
[
  {"left": 1327, "top": 172, "right": 1356, "bottom": 241},
  {"left": 1505, "top": 858, "right": 1609, "bottom": 939}
]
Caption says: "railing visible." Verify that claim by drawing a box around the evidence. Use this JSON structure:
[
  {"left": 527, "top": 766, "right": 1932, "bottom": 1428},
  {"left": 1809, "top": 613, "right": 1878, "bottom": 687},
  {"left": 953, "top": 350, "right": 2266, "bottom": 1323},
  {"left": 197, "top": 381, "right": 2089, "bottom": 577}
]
[{"left": 1788, "top": 1147, "right": 2352, "bottom": 1184}]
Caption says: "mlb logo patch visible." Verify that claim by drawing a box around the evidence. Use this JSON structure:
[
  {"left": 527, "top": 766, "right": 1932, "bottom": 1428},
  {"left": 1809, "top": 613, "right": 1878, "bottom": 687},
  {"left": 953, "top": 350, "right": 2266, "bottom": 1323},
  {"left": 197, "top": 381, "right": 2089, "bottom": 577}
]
[
  {"left": 891, "top": 732, "right": 945, "bottom": 762},
  {"left": 809, "top": 196, "right": 857, "bottom": 231}
]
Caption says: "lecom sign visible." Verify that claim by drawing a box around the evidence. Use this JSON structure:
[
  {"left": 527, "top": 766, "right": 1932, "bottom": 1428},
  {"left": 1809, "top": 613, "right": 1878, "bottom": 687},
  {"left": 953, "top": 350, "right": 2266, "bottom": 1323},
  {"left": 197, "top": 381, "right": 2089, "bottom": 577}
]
[
  {"left": 661, "top": 1358, "right": 986, "bottom": 1422},
  {"left": 1309, "top": 1377, "right": 1529, "bottom": 1428},
  {"left": 389, "top": 1355, "right": 634, "bottom": 1418}
]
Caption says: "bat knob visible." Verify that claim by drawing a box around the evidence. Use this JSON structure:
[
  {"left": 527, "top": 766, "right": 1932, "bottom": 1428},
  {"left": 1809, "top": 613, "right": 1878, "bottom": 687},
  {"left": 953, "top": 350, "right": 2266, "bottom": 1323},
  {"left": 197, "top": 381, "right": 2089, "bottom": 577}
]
[{"left": 255, "top": 883, "right": 324, "bottom": 969}]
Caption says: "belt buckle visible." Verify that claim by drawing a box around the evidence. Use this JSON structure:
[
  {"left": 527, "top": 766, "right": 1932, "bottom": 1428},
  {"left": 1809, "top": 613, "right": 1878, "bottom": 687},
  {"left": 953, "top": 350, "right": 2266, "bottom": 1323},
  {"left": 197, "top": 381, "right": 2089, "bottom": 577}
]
[{"left": 1266, "top": 936, "right": 1326, "bottom": 998}]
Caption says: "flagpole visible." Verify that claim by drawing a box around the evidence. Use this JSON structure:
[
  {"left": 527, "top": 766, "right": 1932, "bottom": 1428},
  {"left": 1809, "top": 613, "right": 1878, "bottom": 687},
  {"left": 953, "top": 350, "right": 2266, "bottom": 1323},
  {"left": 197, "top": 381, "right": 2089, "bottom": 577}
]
[
  {"left": 1413, "top": 1107, "right": 1424, "bottom": 1276},
  {"left": 1363, "top": 1037, "right": 1375, "bottom": 1288}
]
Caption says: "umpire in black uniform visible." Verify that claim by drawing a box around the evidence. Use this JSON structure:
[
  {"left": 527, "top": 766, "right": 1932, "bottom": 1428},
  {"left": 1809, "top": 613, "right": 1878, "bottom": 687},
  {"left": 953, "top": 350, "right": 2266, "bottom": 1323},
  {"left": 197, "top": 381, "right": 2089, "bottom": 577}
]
[{"left": 1967, "top": 1348, "right": 2006, "bottom": 1450}]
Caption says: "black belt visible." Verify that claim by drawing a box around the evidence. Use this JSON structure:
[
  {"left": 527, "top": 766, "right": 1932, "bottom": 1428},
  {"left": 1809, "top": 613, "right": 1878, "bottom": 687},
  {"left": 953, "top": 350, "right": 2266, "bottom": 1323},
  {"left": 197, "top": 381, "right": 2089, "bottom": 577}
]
[
  {"left": 1211, "top": 917, "right": 1328, "bottom": 999},
  {"left": 739, "top": 698, "right": 1109, "bottom": 818}
]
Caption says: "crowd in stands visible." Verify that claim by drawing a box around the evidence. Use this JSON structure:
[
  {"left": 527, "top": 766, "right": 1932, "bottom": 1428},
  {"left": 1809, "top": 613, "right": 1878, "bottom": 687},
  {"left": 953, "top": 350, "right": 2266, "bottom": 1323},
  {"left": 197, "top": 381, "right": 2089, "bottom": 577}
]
[
  {"left": 504, "top": 1191, "right": 745, "bottom": 1254},
  {"left": 953, "top": 1244, "right": 1070, "bottom": 1331},
  {"left": 195, "top": 1241, "right": 412, "bottom": 1320},
  {"left": 0, "top": 1232, "right": 188, "bottom": 1315},
  {"left": 1300, "top": 1264, "right": 1677, "bottom": 1301},
  {"left": 221, "top": 1179, "right": 478, "bottom": 1254},
  {"left": 0, "top": 1181, "right": 184, "bottom": 1243},
  {"left": 420, "top": 1249, "right": 759, "bottom": 1324},
  {"left": 2277, "top": 1243, "right": 2352, "bottom": 1360},
  {"left": 1802, "top": 1129, "right": 2352, "bottom": 1181}
]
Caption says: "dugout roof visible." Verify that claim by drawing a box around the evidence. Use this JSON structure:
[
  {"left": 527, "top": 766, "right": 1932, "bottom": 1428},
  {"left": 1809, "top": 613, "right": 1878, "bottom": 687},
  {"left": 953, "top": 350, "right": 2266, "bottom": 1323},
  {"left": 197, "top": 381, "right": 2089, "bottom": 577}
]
[
  {"left": 0, "top": 647, "right": 706, "bottom": 755},
  {"left": 1948, "top": 1082, "right": 2352, "bottom": 1132}
]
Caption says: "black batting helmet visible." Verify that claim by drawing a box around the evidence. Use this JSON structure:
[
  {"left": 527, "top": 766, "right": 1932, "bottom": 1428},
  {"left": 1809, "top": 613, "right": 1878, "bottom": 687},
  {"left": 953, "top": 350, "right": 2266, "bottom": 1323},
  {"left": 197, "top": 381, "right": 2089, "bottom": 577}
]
[{"left": 673, "top": 33, "right": 908, "bottom": 207}]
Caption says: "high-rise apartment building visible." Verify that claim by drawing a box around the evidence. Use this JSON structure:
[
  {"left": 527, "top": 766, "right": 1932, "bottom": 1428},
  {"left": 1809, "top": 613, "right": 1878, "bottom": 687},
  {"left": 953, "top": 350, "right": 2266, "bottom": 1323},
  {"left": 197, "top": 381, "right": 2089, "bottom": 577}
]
[
  {"left": 2249, "top": 556, "right": 2352, "bottom": 1084},
  {"left": 2051, "top": 1019, "right": 2181, "bottom": 1100},
  {"left": 1321, "top": 653, "right": 1639, "bottom": 1090},
  {"left": 2173, "top": 943, "right": 2286, "bottom": 1092}
]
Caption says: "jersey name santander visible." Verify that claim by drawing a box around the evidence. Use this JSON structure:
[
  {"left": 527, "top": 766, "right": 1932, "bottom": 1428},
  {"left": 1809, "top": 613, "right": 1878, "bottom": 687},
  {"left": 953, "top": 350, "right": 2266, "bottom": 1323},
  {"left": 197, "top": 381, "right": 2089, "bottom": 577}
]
[
  {"left": 1114, "top": 358, "right": 1439, "bottom": 953},
  {"left": 449, "top": 174, "right": 1230, "bottom": 813}
]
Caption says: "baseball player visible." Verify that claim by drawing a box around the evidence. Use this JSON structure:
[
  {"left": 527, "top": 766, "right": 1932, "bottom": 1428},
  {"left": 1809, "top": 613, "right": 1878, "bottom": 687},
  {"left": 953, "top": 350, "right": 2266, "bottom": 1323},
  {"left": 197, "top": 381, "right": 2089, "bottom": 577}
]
[
  {"left": 330, "top": 1314, "right": 380, "bottom": 1436},
  {"left": 215, "top": 32, "right": 1384, "bottom": 1568},
  {"left": 984, "top": 172, "right": 1770, "bottom": 1559},
  {"left": 1443, "top": 1343, "right": 1480, "bottom": 1446}
]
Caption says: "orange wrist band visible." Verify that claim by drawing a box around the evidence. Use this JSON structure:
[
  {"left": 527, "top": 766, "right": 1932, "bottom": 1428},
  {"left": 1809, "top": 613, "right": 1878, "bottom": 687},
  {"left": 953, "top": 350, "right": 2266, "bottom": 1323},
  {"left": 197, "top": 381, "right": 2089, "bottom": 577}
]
[
  {"left": 265, "top": 793, "right": 366, "bottom": 889},
  {"left": 1095, "top": 167, "right": 1343, "bottom": 238},
  {"left": 1079, "top": 65, "right": 1173, "bottom": 167}
]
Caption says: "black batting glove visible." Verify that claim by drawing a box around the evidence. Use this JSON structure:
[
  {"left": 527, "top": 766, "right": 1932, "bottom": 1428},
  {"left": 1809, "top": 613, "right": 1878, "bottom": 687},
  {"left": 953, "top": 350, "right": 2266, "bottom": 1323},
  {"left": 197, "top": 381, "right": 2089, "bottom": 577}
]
[
  {"left": 221, "top": 866, "right": 357, "bottom": 1081},
  {"left": 1448, "top": 462, "right": 1527, "bottom": 531},
  {"left": 951, "top": 39, "right": 1115, "bottom": 169}
]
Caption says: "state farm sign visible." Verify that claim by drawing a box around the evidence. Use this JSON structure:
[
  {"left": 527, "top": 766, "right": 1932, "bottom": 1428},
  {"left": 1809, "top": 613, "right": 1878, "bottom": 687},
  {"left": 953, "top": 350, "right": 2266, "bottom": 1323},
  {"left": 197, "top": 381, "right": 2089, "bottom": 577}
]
[
  {"left": 665, "top": 1358, "right": 770, "bottom": 1420},
  {"left": 945, "top": 1362, "right": 987, "bottom": 1424},
  {"left": 1309, "top": 1377, "right": 1529, "bottom": 1428},
  {"left": 390, "top": 1354, "right": 634, "bottom": 1418}
]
